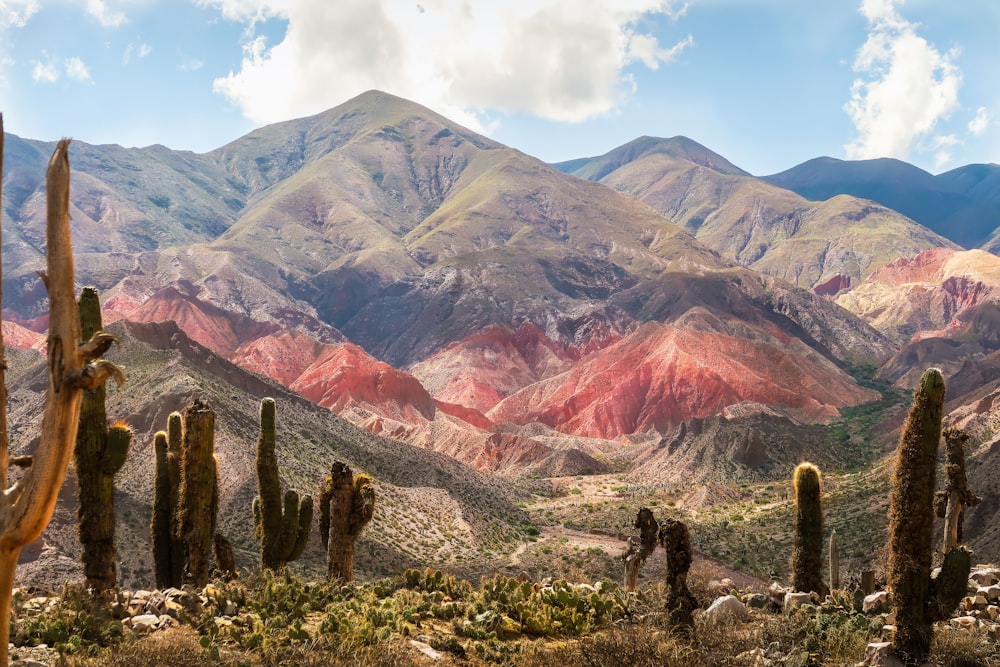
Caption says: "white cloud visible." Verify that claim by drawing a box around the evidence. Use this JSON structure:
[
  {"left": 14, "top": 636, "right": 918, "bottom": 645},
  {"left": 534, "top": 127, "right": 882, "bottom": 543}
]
[
  {"left": 201, "top": 0, "right": 692, "bottom": 131},
  {"left": 87, "top": 0, "right": 125, "bottom": 28},
  {"left": 845, "top": 0, "right": 961, "bottom": 161},
  {"left": 65, "top": 56, "right": 91, "bottom": 81},
  {"left": 123, "top": 41, "right": 152, "bottom": 64},
  {"left": 179, "top": 56, "right": 204, "bottom": 72},
  {"left": 968, "top": 106, "right": 991, "bottom": 136},
  {"left": 0, "top": 0, "right": 39, "bottom": 29},
  {"left": 31, "top": 53, "right": 59, "bottom": 83}
]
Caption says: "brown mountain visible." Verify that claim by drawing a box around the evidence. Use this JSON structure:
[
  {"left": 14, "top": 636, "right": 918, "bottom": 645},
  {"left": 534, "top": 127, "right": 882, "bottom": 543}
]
[
  {"left": 1, "top": 91, "right": 905, "bottom": 483},
  {"left": 555, "top": 136, "right": 956, "bottom": 291}
]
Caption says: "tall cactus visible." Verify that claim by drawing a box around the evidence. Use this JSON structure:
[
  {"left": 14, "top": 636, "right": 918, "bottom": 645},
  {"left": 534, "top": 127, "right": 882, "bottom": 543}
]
[
  {"left": 74, "top": 287, "right": 131, "bottom": 592},
  {"left": 319, "top": 462, "right": 374, "bottom": 582},
  {"left": 253, "top": 398, "right": 312, "bottom": 571},
  {"left": 0, "top": 127, "right": 125, "bottom": 665},
  {"left": 152, "top": 403, "right": 220, "bottom": 588},
  {"left": 177, "top": 400, "right": 218, "bottom": 588},
  {"left": 791, "top": 462, "right": 828, "bottom": 596},
  {"left": 658, "top": 517, "right": 696, "bottom": 634},
  {"left": 934, "top": 427, "right": 980, "bottom": 553},
  {"left": 888, "top": 368, "right": 971, "bottom": 665}
]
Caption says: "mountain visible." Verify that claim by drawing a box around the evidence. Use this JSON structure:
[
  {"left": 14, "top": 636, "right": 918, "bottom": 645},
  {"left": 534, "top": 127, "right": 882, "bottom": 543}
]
[
  {"left": 556, "top": 137, "right": 955, "bottom": 292},
  {"left": 7, "top": 320, "right": 529, "bottom": 589},
  {"left": 1, "top": 91, "right": 901, "bottom": 484},
  {"left": 834, "top": 248, "right": 1000, "bottom": 387},
  {"left": 763, "top": 157, "right": 1000, "bottom": 250}
]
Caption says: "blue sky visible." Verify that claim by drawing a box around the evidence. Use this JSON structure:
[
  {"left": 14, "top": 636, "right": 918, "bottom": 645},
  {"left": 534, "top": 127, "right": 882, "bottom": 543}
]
[{"left": 0, "top": 0, "right": 996, "bottom": 176}]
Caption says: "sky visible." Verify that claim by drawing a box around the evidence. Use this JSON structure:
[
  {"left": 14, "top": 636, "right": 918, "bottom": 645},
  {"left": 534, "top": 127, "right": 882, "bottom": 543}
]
[{"left": 0, "top": 0, "right": 996, "bottom": 176}]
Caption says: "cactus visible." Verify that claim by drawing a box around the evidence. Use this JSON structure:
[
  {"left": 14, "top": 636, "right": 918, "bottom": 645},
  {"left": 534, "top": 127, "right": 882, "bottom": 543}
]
[
  {"left": 0, "top": 128, "right": 125, "bottom": 665},
  {"left": 319, "top": 462, "right": 374, "bottom": 582},
  {"left": 73, "top": 287, "right": 131, "bottom": 592},
  {"left": 829, "top": 529, "right": 840, "bottom": 591},
  {"left": 888, "top": 368, "right": 971, "bottom": 665},
  {"left": 934, "top": 427, "right": 981, "bottom": 553},
  {"left": 177, "top": 400, "right": 218, "bottom": 588},
  {"left": 658, "top": 517, "right": 696, "bottom": 634},
  {"left": 791, "top": 462, "right": 828, "bottom": 596},
  {"left": 151, "top": 403, "right": 219, "bottom": 588},
  {"left": 253, "top": 398, "right": 313, "bottom": 571},
  {"left": 622, "top": 507, "right": 658, "bottom": 591}
]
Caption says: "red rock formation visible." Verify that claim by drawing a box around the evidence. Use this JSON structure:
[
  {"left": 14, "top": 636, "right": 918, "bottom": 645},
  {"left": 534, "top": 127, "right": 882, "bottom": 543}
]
[
  {"left": 290, "top": 343, "right": 438, "bottom": 423},
  {"left": 1, "top": 321, "right": 45, "bottom": 350},
  {"left": 813, "top": 274, "right": 851, "bottom": 297},
  {"left": 232, "top": 330, "right": 334, "bottom": 386},
  {"left": 409, "top": 322, "right": 577, "bottom": 412},
  {"left": 488, "top": 318, "right": 878, "bottom": 440}
]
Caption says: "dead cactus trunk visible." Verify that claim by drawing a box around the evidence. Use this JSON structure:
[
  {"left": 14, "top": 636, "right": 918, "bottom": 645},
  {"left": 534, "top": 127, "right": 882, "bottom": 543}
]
[{"left": 0, "top": 122, "right": 125, "bottom": 667}]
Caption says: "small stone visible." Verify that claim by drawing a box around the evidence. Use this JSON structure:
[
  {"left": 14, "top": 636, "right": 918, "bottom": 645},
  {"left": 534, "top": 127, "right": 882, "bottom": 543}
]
[
  {"left": 409, "top": 640, "right": 443, "bottom": 661},
  {"left": 863, "top": 591, "right": 890, "bottom": 613},
  {"left": 865, "top": 641, "right": 905, "bottom": 667},
  {"left": 129, "top": 614, "right": 161, "bottom": 634},
  {"left": 744, "top": 593, "right": 769, "bottom": 609},
  {"left": 970, "top": 570, "right": 999, "bottom": 587},
  {"left": 978, "top": 585, "right": 1000, "bottom": 601},
  {"left": 783, "top": 592, "right": 811, "bottom": 612},
  {"left": 705, "top": 595, "right": 748, "bottom": 622},
  {"left": 768, "top": 581, "right": 789, "bottom": 601},
  {"left": 951, "top": 616, "right": 978, "bottom": 629}
]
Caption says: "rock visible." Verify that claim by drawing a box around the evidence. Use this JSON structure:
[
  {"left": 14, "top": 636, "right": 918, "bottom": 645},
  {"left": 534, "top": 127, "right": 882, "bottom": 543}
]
[
  {"left": 977, "top": 585, "right": 1000, "bottom": 601},
  {"left": 409, "top": 640, "right": 443, "bottom": 661},
  {"left": 744, "top": 593, "right": 769, "bottom": 609},
  {"left": 710, "top": 577, "right": 736, "bottom": 594},
  {"left": 970, "top": 569, "right": 1000, "bottom": 587},
  {"left": 951, "top": 616, "right": 978, "bottom": 629},
  {"left": 768, "top": 581, "right": 789, "bottom": 602},
  {"left": 705, "top": 595, "right": 749, "bottom": 622},
  {"left": 128, "top": 614, "right": 161, "bottom": 634},
  {"left": 864, "top": 642, "right": 905, "bottom": 667},
  {"left": 783, "top": 592, "right": 811, "bottom": 612},
  {"left": 863, "top": 591, "right": 890, "bottom": 613}
]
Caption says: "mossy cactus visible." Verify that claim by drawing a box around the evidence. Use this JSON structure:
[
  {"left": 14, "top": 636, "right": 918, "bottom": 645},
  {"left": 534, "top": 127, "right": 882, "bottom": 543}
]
[
  {"left": 658, "top": 517, "right": 696, "bottom": 634},
  {"left": 829, "top": 529, "right": 840, "bottom": 591},
  {"left": 888, "top": 368, "right": 971, "bottom": 665},
  {"left": 253, "top": 398, "right": 313, "bottom": 571},
  {"left": 791, "top": 462, "right": 828, "bottom": 596},
  {"left": 934, "top": 427, "right": 980, "bottom": 553},
  {"left": 74, "top": 287, "right": 131, "bottom": 592},
  {"left": 319, "top": 462, "right": 374, "bottom": 582}
]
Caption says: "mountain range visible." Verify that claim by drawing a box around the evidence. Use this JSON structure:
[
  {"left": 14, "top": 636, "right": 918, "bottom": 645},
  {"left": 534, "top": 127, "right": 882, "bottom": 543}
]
[{"left": 3, "top": 89, "right": 1000, "bottom": 584}]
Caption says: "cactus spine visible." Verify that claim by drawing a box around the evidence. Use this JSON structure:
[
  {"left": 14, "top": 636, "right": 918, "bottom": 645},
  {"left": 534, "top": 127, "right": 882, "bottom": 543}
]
[
  {"left": 888, "top": 368, "right": 971, "bottom": 665},
  {"left": 319, "top": 462, "right": 374, "bottom": 582},
  {"left": 0, "top": 129, "right": 125, "bottom": 666},
  {"left": 622, "top": 507, "right": 658, "bottom": 591},
  {"left": 74, "top": 287, "right": 130, "bottom": 592},
  {"left": 253, "top": 398, "right": 313, "bottom": 571},
  {"left": 934, "top": 427, "right": 980, "bottom": 553},
  {"left": 658, "top": 517, "right": 696, "bottom": 634},
  {"left": 791, "top": 462, "right": 828, "bottom": 596}
]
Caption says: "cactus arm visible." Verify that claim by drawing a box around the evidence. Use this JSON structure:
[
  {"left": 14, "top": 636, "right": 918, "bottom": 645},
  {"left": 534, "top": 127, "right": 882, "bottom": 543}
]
[{"left": 929, "top": 546, "right": 971, "bottom": 622}]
